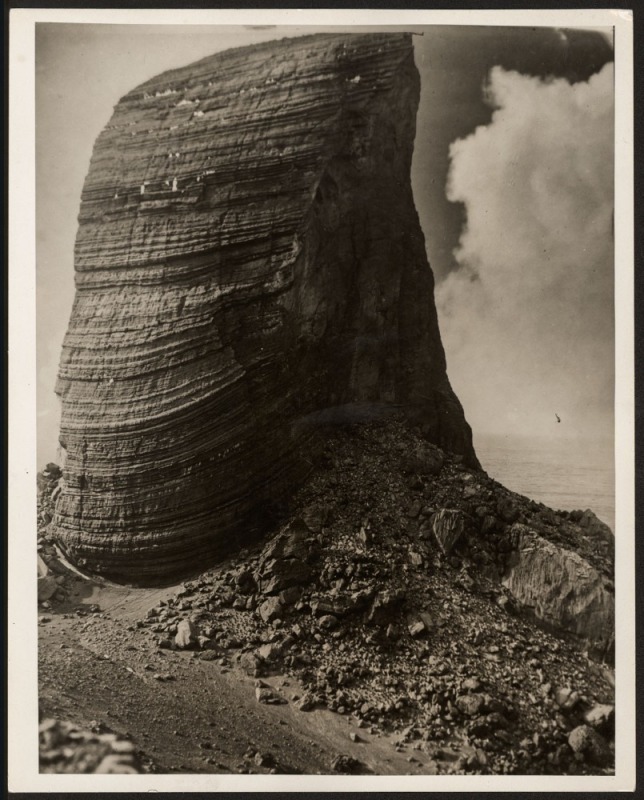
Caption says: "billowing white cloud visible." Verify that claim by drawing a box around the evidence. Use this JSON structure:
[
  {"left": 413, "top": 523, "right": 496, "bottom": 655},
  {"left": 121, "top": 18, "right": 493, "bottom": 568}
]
[{"left": 437, "top": 63, "right": 614, "bottom": 440}]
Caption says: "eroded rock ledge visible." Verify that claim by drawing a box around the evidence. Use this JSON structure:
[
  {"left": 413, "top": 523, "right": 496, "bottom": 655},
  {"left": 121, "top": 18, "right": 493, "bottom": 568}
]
[{"left": 54, "top": 33, "right": 477, "bottom": 580}]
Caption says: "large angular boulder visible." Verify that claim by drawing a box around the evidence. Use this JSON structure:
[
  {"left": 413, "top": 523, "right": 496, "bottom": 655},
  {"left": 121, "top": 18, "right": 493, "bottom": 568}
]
[
  {"left": 501, "top": 524, "right": 614, "bottom": 655},
  {"left": 254, "top": 521, "right": 316, "bottom": 595}
]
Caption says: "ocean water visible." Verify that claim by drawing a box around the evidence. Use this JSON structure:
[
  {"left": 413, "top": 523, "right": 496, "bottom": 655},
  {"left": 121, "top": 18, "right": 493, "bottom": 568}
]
[{"left": 474, "top": 433, "right": 615, "bottom": 532}]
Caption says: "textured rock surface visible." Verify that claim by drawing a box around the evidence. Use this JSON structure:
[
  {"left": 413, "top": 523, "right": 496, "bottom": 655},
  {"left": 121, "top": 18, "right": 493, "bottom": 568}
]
[
  {"left": 501, "top": 525, "right": 614, "bottom": 656},
  {"left": 567, "top": 725, "right": 612, "bottom": 767},
  {"left": 54, "top": 33, "right": 476, "bottom": 580},
  {"left": 430, "top": 509, "right": 466, "bottom": 555},
  {"left": 38, "top": 421, "right": 615, "bottom": 776}
]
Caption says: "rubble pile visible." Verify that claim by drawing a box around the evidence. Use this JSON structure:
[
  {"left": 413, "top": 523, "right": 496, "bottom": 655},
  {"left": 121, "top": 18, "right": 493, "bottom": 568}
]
[
  {"left": 39, "top": 718, "right": 144, "bottom": 774},
  {"left": 90, "top": 418, "right": 615, "bottom": 776}
]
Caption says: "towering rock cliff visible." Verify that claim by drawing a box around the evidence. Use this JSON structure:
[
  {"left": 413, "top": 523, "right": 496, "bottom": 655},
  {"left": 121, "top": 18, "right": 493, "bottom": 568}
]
[{"left": 54, "top": 32, "right": 477, "bottom": 581}]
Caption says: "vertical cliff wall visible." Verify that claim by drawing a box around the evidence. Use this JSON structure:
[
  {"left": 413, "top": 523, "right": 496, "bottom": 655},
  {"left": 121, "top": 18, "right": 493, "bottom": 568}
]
[{"left": 54, "top": 32, "right": 477, "bottom": 581}]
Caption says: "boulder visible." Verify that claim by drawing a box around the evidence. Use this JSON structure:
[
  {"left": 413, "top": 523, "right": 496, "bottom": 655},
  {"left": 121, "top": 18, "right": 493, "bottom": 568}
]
[
  {"left": 255, "top": 526, "right": 315, "bottom": 595},
  {"left": 497, "top": 497, "right": 520, "bottom": 524},
  {"left": 455, "top": 693, "right": 487, "bottom": 717},
  {"left": 296, "top": 693, "right": 317, "bottom": 712},
  {"left": 174, "top": 618, "right": 199, "bottom": 649},
  {"left": 235, "top": 568, "right": 257, "bottom": 594},
  {"left": 240, "top": 651, "right": 265, "bottom": 677},
  {"left": 255, "top": 684, "right": 286, "bottom": 705},
  {"left": 278, "top": 586, "right": 303, "bottom": 607},
  {"left": 554, "top": 686, "right": 580, "bottom": 711},
  {"left": 430, "top": 509, "right": 466, "bottom": 555},
  {"left": 331, "top": 754, "right": 368, "bottom": 774},
  {"left": 567, "top": 725, "right": 612, "bottom": 767},
  {"left": 401, "top": 441, "right": 444, "bottom": 476},
  {"left": 366, "top": 589, "right": 405, "bottom": 625},
  {"left": 38, "top": 555, "right": 58, "bottom": 602},
  {"left": 501, "top": 525, "right": 614, "bottom": 655},
  {"left": 577, "top": 509, "right": 614, "bottom": 546},
  {"left": 583, "top": 703, "right": 615, "bottom": 732},
  {"left": 38, "top": 576, "right": 58, "bottom": 602},
  {"left": 258, "top": 596, "right": 283, "bottom": 624},
  {"left": 318, "top": 614, "right": 338, "bottom": 630},
  {"left": 257, "top": 643, "right": 282, "bottom": 663}
]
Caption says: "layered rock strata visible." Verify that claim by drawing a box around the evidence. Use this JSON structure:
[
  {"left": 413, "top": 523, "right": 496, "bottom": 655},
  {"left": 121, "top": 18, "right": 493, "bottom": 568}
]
[{"left": 54, "top": 32, "right": 477, "bottom": 581}]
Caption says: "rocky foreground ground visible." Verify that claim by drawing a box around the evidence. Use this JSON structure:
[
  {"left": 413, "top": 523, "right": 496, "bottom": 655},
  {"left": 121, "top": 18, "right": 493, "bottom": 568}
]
[{"left": 38, "top": 418, "right": 615, "bottom": 776}]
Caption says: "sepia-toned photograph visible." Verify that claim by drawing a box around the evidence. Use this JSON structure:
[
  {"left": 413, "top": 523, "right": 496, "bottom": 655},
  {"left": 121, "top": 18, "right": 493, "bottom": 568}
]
[{"left": 8, "top": 7, "right": 635, "bottom": 792}]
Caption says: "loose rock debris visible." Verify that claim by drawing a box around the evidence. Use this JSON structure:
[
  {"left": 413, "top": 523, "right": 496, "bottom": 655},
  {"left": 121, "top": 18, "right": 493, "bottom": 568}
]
[{"left": 37, "top": 419, "right": 614, "bottom": 775}]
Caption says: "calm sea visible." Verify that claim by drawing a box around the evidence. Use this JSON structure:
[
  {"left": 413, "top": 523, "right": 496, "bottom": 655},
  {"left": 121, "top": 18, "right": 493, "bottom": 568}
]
[{"left": 474, "top": 433, "right": 615, "bottom": 532}]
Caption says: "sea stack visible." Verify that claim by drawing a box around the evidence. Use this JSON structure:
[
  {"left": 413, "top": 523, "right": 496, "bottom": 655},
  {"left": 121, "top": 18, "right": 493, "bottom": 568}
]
[{"left": 53, "top": 33, "right": 477, "bottom": 581}]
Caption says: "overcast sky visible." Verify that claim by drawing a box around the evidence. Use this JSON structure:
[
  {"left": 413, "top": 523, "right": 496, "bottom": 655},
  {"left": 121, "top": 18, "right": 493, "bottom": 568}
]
[{"left": 36, "top": 23, "right": 614, "bottom": 465}]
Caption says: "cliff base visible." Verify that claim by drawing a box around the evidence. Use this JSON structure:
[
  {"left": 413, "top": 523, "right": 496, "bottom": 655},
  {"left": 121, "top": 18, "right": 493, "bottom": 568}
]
[{"left": 38, "top": 418, "right": 614, "bottom": 776}]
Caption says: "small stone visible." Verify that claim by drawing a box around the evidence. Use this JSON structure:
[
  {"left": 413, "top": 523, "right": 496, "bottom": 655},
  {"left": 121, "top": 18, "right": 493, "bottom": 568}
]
[
  {"left": 385, "top": 624, "right": 399, "bottom": 641},
  {"left": 583, "top": 703, "right": 614, "bottom": 732},
  {"left": 366, "top": 589, "right": 404, "bottom": 625},
  {"left": 330, "top": 754, "right": 366, "bottom": 774},
  {"left": 94, "top": 755, "right": 139, "bottom": 774},
  {"left": 174, "top": 618, "right": 199, "bottom": 649},
  {"left": 259, "top": 596, "right": 283, "bottom": 624},
  {"left": 255, "top": 686, "right": 286, "bottom": 705},
  {"left": 253, "top": 751, "right": 275, "bottom": 768},
  {"left": 110, "top": 739, "right": 136, "bottom": 754},
  {"left": 357, "top": 525, "right": 372, "bottom": 547},
  {"left": 278, "top": 585, "right": 303, "bottom": 606},
  {"left": 455, "top": 693, "right": 486, "bottom": 717},
  {"left": 240, "top": 651, "right": 264, "bottom": 677},
  {"left": 255, "top": 687, "right": 273, "bottom": 703},
  {"left": 257, "top": 642, "right": 282, "bottom": 662},
  {"left": 554, "top": 687, "right": 580, "bottom": 711},
  {"left": 296, "top": 693, "right": 316, "bottom": 712},
  {"left": 38, "top": 575, "right": 58, "bottom": 602}
]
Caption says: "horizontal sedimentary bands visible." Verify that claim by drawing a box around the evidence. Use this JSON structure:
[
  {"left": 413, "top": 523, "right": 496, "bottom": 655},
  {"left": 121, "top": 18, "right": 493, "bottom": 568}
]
[{"left": 54, "top": 32, "right": 477, "bottom": 581}]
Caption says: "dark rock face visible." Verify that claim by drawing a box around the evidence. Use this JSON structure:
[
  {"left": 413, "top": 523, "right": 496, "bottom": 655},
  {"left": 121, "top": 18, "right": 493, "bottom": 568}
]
[{"left": 53, "top": 32, "right": 477, "bottom": 581}]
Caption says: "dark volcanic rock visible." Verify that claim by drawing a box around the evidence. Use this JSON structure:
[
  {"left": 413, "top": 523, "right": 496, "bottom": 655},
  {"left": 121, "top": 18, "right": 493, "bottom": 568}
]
[{"left": 52, "top": 32, "right": 477, "bottom": 580}]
